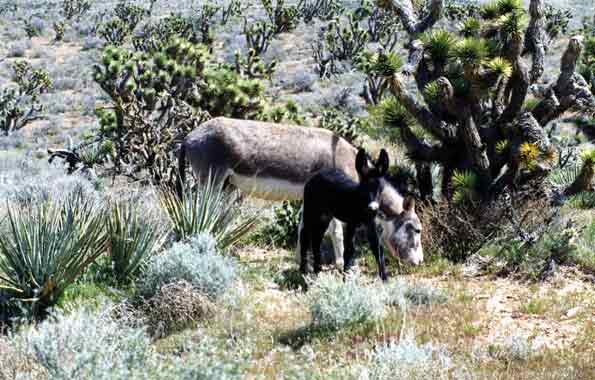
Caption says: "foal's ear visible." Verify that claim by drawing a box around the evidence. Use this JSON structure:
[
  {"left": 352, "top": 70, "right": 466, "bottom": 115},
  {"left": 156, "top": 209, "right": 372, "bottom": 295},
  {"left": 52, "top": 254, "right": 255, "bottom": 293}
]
[
  {"left": 355, "top": 148, "right": 369, "bottom": 176},
  {"left": 376, "top": 149, "right": 389, "bottom": 176},
  {"left": 403, "top": 196, "right": 416, "bottom": 213}
]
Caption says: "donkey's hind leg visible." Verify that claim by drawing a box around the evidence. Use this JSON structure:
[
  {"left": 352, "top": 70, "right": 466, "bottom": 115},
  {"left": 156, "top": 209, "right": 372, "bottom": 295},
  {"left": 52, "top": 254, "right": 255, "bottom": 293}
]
[{"left": 328, "top": 218, "right": 344, "bottom": 269}]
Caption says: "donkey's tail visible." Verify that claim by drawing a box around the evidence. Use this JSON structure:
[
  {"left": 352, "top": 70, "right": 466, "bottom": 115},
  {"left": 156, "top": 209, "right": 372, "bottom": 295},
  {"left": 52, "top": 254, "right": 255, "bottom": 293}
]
[{"left": 176, "top": 142, "right": 186, "bottom": 199}]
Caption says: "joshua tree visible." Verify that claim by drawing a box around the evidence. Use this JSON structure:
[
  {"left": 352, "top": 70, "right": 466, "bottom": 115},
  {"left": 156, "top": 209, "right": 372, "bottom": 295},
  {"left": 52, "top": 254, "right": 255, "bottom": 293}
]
[{"left": 374, "top": 0, "right": 595, "bottom": 200}]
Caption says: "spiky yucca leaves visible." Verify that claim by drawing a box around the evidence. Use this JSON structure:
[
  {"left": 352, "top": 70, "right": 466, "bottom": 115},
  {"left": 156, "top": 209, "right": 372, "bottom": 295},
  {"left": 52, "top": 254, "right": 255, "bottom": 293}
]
[
  {"left": 159, "top": 174, "right": 258, "bottom": 249},
  {"left": 0, "top": 192, "right": 106, "bottom": 318},
  {"left": 356, "top": 50, "right": 403, "bottom": 104},
  {"left": 106, "top": 201, "right": 168, "bottom": 284},
  {"left": 519, "top": 142, "right": 540, "bottom": 170},
  {"left": 481, "top": 0, "right": 522, "bottom": 20},
  {"left": 377, "top": 96, "right": 416, "bottom": 128},
  {"left": 453, "top": 37, "right": 489, "bottom": 67},
  {"left": 459, "top": 17, "right": 481, "bottom": 38},
  {"left": 452, "top": 170, "right": 479, "bottom": 205},
  {"left": 422, "top": 30, "right": 458, "bottom": 65},
  {"left": 485, "top": 57, "right": 513, "bottom": 78},
  {"left": 495, "top": 139, "right": 510, "bottom": 155},
  {"left": 423, "top": 81, "right": 441, "bottom": 105}
]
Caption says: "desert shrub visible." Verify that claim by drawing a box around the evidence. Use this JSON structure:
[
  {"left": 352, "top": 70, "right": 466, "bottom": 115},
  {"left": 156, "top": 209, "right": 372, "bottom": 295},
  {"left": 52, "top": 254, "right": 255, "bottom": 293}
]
[
  {"left": 306, "top": 271, "right": 386, "bottom": 330},
  {"left": 0, "top": 191, "right": 106, "bottom": 319},
  {"left": 298, "top": 0, "right": 344, "bottom": 23},
  {"left": 105, "top": 200, "right": 168, "bottom": 284},
  {"left": 0, "top": 60, "right": 52, "bottom": 136},
  {"left": 0, "top": 304, "right": 243, "bottom": 380},
  {"left": 478, "top": 219, "right": 579, "bottom": 280},
  {"left": 142, "top": 280, "right": 215, "bottom": 338},
  {"left": 253, "top": 200, "right": 301, "bottom": 249},
  {"left": 361, "top": 335, "right": 455, "bottom": 380},
  {"left": 324, "top": 12, "right": 368, "bottom": 61},
  {"left": 7, "top": 39, "right": 30, "bottom": 57},
  {"left": 418, "top": 190, "right": 555, "bottom": 262},
  {"left": 317, "top": 109, "right": 364, "bottom": 144},
  {"left": 404, "top": 283, "right": 448, "bottom": 306},
  {"left": 261, "top": 0, "right": 300, "bottom": 35},
  {"left": 0, "top": 159, "right": 99, "bottom": 205},
  {"left": 4, "top": 306, "right": 151, "bottom": 379},
  {"left": 138, "top": 233, "right": 239, "bottom": 300},
  {"left": 160, "top": 176, "right": 258, "bottom": 248},
  {"left": 573, "top": 220, "right": 595, "bottom": 273},
  {"left": 383, "top": 278, "right": 448, "bottom": 307},
  {"left": 61, "top": 0, "right": 92, "bottom": 22},
  {"left": 98, "top": 0, "right": 148, "bottom": 45}
]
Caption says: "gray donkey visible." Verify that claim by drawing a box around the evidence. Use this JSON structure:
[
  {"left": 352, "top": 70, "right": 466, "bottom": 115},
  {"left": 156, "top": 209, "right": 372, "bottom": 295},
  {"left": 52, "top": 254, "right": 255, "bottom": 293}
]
[{"left": 178, "top": 117, "right": 423, "bottom": 268}]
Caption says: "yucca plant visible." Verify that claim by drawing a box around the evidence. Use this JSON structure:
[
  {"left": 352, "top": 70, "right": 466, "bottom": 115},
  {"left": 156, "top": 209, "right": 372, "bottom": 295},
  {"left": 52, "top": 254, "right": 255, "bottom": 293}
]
[
  {"left": 0, "top": 192, "right": 106, "bottom": 318},
  {"left": 459, "top": 17, "right": 481, "bottom": 38},
  {"left": 452, "top": 170, "right": 479, "bottom": 205},
  {"left": 159, "top": 174, "right": 258, "bottom": 250},
  {"left": 422, "top": 30, "right": 457, "bottom": 65},
  {"left": 106, "top": 201, "right": 168, "bottom": 284},
  {"left": 453, "top": 38, "right": 489, "bottom": 67}
]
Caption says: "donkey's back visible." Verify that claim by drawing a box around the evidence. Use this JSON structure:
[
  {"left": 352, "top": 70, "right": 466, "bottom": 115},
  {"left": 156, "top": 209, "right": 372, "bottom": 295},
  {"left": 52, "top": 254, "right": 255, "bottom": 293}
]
[{"left": 180, "top": 117, "right": 358, "bottom": 200}]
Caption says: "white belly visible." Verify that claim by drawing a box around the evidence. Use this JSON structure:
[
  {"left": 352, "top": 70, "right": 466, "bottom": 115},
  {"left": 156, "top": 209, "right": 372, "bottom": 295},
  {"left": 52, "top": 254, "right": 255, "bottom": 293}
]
[{"left": 229, "top": 172, "right": 304, "bottom": 201}]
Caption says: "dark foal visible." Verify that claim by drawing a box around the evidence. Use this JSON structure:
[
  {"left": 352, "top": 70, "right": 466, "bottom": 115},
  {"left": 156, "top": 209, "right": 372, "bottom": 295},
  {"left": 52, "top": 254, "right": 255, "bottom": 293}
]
[{"left": 300, "top": 148, "right": 390, "bottom": 281}]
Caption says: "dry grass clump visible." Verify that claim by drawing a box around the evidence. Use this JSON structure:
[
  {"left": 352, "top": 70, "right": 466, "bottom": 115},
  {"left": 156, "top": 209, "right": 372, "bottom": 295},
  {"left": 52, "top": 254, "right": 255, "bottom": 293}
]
[
  {"left": 418, "top": 192, "right": 556, "bottom": 263},
  {"left": 142, "top": 280, "right": 216, "bottom": 338}
]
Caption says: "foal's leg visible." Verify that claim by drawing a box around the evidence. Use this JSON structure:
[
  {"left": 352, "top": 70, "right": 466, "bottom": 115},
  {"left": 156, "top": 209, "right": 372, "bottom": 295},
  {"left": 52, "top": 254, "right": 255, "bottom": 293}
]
[
  {"left": 343, "top": 224, "right": 357, "bottom": 272},
  {"left": 299, "top": 221, "right": 311, "bottom": 275},
  {"left": 295, "top": 206, "right": 305, "bottom": 264},
  {"left": 328, "top": 218, "right": 344, "bottom": 269},
  {"left": 312, "top": 219, "right": 331, "bottom": 274},
  {"left": 367, "top": 223, "right": 388, "bottom": 281}
]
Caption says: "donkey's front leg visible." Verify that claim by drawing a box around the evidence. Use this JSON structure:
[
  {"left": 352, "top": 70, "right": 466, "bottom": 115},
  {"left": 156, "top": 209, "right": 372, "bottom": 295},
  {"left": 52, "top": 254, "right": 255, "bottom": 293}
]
[
  {"left": 343, "top": 224, "right": 357, "bottom": 273},
  {"left": 367, "top": 223, "right": 388, "bottom": 281}
]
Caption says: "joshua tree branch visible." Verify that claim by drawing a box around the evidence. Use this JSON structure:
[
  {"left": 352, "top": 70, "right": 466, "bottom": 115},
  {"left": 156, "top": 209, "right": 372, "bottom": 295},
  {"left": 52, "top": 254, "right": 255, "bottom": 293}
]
[
  {"left": 524, "top": 0, "right": 546, "bottom": 83},
  {"left": 460, "top": 110, "right": 491, "bottom": 183},
  {"left": 389, "top": 74, "right": 456, "bottom": 141},
  {"left": 378, "top": 0, "right": 443, "bottom": 75},
  {"left": 400, "top": 123, "right": 453, "bottom": 163},
  {"left": 532, "top": 36, "right": 595, "bottom": 125},
  {"left": 378, "top": 0, "right": 443, "bottom": 35}
]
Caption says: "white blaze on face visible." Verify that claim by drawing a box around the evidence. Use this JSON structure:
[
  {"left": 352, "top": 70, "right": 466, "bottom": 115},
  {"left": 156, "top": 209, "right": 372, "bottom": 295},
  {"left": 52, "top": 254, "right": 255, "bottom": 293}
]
[{"left": 369, "top": 201, "right": 380, "bottom": 212}]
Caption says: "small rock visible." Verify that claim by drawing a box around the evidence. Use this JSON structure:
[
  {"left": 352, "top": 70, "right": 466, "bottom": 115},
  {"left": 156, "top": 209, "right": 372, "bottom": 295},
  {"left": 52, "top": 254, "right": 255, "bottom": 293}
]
[{"left": 565, "top": 307, "right": 580, "bottom": 319}]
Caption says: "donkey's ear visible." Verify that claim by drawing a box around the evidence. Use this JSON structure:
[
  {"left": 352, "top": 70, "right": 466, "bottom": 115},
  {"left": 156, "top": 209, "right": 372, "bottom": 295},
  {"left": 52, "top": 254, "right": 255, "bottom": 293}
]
[
  {"left": 355, "top": 148, "right": 369, "bottom": 176},
  {"left": 403, "top": 196, "right": 416, "bottom": 213},
  {"left": 376, "top": 149, "right": 389, "bottom": 176}
]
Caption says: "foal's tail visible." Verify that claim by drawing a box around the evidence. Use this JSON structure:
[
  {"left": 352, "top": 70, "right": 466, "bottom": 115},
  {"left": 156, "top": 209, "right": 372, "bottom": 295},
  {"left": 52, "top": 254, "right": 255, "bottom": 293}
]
[{"left": 176, "top": 142, "right": 186, "bottom": 199}]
